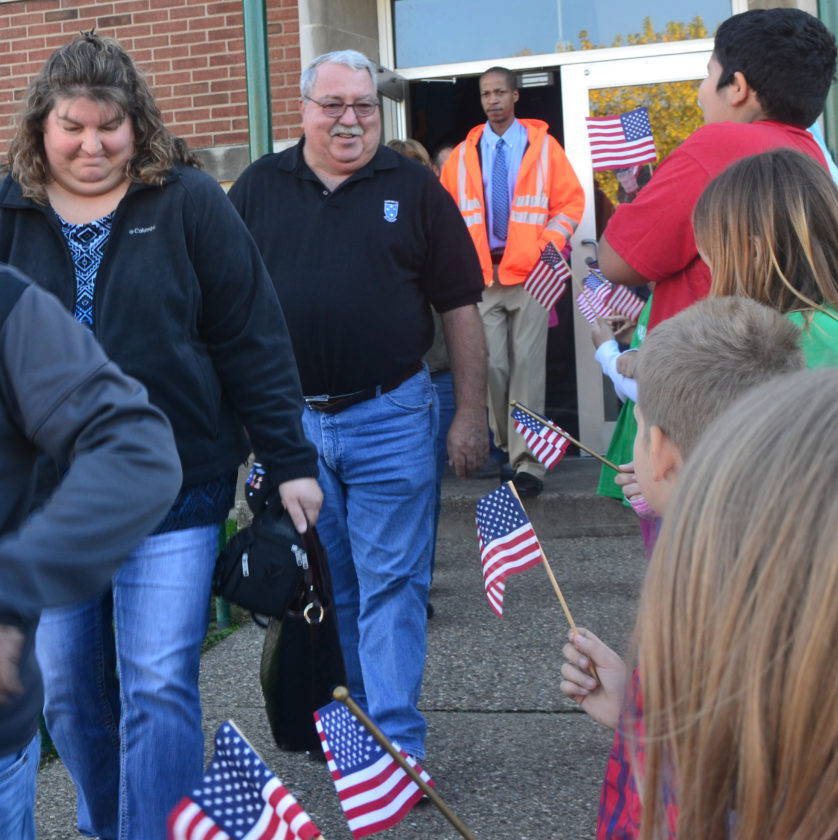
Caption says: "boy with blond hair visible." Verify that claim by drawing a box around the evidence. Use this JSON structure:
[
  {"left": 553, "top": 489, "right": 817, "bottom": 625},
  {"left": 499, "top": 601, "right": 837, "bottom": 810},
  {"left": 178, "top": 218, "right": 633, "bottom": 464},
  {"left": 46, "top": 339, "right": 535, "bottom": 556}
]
[{"left": 560, "top": 296, "right": 805, "bottom": 838}]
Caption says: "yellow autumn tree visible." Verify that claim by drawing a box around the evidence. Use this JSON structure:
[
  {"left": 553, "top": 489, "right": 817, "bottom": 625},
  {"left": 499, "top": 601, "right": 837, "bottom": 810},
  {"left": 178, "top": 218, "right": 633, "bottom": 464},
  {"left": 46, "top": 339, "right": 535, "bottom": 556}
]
[{"left": 582, "top": 17, "right": 708, "bottom": 202}]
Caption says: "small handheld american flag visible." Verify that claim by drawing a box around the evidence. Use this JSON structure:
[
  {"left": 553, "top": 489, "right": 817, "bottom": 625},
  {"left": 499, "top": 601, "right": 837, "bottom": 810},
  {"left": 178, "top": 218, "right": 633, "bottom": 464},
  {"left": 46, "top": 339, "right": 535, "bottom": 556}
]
[
  {"left": 475, "top": 482, "right": 543, "bottom": 618},
  {"left": 314, "top": 701, "right": 433, "bottom": 839},
  {"left": 523, "top": 242, "right": 571, "bottom": 310},
  {"left": 585, "top": 107, "right": 657, "bottom": 171},
  {"left": 576, "top": 272, "right": 614, "bottom": 323},
  {"left": 576, "top": 271, "right": 645, "bottom": 324},
  {"left": 167, "top": 720, "right": 321, "bottom": 840},
  {"left": 511, "top": 405, "right": 570, "bottom": 470}
]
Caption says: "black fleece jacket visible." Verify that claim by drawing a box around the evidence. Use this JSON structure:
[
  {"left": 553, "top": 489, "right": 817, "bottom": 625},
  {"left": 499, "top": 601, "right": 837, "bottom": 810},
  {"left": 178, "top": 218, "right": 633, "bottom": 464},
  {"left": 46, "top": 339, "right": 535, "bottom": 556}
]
[{"left": 0, "top": 164, "right": 316, "bottom": 489}]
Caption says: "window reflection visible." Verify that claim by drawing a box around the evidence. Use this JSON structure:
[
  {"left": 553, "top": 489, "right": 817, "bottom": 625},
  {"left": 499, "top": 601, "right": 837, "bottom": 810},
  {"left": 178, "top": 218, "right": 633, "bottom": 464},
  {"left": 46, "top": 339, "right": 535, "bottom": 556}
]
[
  {"left": 393, "top": 0, "right": 730, "bottom": 68},
  {"left": 589, "top": 79, "right": 703, "bottom": 208}
]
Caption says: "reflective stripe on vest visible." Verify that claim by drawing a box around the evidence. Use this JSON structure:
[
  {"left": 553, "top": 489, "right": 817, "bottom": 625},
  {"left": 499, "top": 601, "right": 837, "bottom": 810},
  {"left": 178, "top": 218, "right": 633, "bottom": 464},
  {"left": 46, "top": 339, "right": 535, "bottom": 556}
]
[{"left": 508, "top": 140, "right": 551, "bottom": 227}]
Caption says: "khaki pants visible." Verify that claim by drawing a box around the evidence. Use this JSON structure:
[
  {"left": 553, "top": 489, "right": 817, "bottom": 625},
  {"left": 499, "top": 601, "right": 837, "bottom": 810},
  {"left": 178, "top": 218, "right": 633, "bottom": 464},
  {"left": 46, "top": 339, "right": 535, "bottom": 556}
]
[{"left": 478, "top": 279, "right": 548, "bottom": 479}]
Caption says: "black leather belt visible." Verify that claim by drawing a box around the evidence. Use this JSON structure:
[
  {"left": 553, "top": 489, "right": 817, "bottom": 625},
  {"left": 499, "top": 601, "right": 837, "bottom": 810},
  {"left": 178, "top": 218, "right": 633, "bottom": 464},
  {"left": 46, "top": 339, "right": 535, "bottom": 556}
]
[
  {"left": 490, "top": 248, "right": 505, "bottom": 265},
  {"left": 305, "top": 360, "right": 423, "bottom": 414}
]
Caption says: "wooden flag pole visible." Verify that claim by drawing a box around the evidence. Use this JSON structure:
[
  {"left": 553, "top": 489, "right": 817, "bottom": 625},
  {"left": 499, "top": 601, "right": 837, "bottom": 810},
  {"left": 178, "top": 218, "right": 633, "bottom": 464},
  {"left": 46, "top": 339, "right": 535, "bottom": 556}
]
[
  {"left": 506, "top": 481, "right": 577, "bottom": 634},
  {"left": 510, "top": 401, "right": 620, "bottom": 472},
  {"left": 333, "top": 687, "right": 479, "bottom": 840},
  {"left": 506, "top": 484, "right": 599, "bottom": 682}
]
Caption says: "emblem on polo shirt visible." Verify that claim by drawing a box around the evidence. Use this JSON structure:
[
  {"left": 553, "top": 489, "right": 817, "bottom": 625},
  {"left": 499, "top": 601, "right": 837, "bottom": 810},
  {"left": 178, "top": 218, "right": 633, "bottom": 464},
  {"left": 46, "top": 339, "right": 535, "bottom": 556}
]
[{"left": 383, "top": 200, "right": 399, "bottom": 223}]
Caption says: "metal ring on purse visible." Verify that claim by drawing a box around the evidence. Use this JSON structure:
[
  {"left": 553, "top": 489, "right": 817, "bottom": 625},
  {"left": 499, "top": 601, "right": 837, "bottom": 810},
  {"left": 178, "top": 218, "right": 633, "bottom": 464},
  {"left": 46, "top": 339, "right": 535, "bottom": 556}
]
[{"left": 303, "top": 601, "right": 325, "bottom": 625}]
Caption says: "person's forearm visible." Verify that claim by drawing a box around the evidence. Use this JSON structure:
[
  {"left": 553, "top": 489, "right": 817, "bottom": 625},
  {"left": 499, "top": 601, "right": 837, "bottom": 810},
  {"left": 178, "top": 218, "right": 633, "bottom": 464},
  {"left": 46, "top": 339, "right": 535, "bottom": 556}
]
[
  {"left": 598, "top": 233, "right": 649, "bottom": 287},
  {"left": 440, "top": 304, "right": 489, "bottom": 477},
  {"left": 595, "top": 341, "right": 638, "bottom": 403}
]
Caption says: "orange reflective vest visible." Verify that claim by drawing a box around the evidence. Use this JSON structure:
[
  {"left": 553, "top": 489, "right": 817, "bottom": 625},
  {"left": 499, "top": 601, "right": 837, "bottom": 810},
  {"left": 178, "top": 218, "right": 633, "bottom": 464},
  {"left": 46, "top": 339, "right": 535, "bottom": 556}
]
[{"left": 441, "top": 119, "right": 584, "bottom": 286}]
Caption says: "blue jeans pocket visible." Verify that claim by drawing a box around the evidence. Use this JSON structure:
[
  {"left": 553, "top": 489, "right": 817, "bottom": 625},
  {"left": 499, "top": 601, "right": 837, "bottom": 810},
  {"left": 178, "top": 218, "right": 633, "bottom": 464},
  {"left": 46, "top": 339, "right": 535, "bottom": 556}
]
[
  {"left": 383, "top": 368, "right": 434, "bottom": 413},
  {"left": 0, "top": 732, "right": 38, "bottom": 840}
]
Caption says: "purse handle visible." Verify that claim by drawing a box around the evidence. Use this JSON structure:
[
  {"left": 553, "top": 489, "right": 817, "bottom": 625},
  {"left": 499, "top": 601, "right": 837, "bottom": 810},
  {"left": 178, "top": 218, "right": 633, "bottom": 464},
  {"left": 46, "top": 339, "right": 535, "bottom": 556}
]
[{"left": 299, "top": 521, "right": 332, "bottom": 626}]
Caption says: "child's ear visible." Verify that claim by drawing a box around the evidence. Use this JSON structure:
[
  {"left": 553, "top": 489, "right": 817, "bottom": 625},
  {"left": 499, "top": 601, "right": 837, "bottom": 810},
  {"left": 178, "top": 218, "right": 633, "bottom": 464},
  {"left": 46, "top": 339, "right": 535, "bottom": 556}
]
[
  {"left": 649, "top": 425, "right": 684, "bottom": 483},
  {"left": 727, "top": 71, "right": 765, "bottom": 118}
]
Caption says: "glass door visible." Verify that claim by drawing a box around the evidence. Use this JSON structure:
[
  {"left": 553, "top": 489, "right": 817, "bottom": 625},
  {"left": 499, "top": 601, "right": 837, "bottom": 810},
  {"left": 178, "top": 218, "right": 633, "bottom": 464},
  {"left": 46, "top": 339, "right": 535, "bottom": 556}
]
[{"left": 560, "top": 42, "right": 712, "bottom": 450}]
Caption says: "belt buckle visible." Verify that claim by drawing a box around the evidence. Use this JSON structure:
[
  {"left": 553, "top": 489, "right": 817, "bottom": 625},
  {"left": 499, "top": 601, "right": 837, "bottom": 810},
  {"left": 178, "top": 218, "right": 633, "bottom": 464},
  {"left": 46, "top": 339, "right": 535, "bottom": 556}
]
[{"left": 305, "top": 395, "right": 332, "bottom": 412}]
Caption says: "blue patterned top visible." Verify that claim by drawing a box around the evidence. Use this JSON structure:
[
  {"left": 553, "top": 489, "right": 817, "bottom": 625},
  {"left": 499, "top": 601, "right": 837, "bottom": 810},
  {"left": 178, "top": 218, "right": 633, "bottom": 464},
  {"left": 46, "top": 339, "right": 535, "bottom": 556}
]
[
  {"left": 57, "top": 210, "right": 235, "bottom": 533},
  {"left": 58, "top": 211, "right": 114, "bottom": 327}
]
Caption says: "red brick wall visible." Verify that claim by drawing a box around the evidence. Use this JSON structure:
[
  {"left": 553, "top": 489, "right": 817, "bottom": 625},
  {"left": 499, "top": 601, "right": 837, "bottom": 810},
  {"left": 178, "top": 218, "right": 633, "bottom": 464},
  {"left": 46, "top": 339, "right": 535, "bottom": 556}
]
[{"left": 0, "top": 0, "right": 302, "bottom": 153}]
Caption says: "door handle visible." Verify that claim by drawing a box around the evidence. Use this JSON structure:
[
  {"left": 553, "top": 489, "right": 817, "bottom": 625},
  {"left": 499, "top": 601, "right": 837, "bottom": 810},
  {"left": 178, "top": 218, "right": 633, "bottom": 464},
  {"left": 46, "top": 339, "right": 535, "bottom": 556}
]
[{"left": 581, "top": 238, "right": 598, "bottom": 266}]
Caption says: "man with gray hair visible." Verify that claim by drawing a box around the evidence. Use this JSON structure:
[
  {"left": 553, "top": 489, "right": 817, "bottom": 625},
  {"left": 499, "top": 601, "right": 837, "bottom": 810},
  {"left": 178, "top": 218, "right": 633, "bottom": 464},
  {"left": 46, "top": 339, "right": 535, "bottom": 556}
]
[{"left": 229, "top": 50, "right": 487, "bottom": 761}]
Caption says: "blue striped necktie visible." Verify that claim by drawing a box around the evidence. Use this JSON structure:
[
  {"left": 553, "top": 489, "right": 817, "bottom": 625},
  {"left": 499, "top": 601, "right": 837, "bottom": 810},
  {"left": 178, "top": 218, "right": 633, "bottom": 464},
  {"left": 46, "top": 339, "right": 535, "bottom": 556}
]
[{"left": 492, "top": 138, "right": 509, "bottom": 240}]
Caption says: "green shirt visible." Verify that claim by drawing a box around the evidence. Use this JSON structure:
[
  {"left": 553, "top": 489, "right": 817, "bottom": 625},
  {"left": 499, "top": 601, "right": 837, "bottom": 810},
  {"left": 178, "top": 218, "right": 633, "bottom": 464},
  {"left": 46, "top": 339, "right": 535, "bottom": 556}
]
[
  {"left": 596, "top": 296, "right": 652, "bottom": 501},
  {"left": 788, "top": 306, "right": 838, "bottom": 368}
]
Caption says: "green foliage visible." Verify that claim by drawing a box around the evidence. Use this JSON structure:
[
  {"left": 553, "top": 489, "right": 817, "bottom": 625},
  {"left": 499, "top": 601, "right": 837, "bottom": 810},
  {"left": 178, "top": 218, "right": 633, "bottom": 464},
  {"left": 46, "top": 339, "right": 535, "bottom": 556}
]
[{"left": 579, "top": 15, "right": 708, "bottom": 50}]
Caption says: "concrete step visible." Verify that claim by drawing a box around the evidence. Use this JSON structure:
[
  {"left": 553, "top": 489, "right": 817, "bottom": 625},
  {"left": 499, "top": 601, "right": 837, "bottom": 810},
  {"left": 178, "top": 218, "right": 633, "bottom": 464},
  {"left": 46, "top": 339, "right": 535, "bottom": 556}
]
[{"left": 441, "top": 455, "right": 638, "bottom": 539}]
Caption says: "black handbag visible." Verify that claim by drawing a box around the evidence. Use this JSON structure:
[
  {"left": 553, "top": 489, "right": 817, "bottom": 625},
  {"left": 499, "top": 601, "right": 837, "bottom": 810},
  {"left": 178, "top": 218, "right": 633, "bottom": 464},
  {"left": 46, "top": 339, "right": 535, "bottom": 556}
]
[
  {"left": 212, "top": 492, "right": 307, "bottom": 618},
  {"left": 259, "top": 523, "right": 347, "bottom": 752}
]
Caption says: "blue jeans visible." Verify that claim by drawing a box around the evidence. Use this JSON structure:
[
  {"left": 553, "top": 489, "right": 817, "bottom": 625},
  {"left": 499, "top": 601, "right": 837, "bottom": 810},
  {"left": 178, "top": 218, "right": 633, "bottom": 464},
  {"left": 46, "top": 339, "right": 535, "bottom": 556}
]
[
  {"left": 430, "top": 369, "right": 456, "bottom": 578},
  {"left": 0, "top": 732, "right": 39, "bottom": 840},
  {"left": 302, "top": 367, "right": 437, "bottom": 758},
  {"left": 35, "top": 525, "right": 218, "bottom": 840}
]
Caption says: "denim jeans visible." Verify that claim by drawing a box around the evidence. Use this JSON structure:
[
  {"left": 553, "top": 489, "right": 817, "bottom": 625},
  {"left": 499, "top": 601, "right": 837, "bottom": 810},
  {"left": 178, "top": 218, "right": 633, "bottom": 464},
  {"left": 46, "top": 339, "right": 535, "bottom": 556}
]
[
  {"left": 302, "top": 367, "right": 437, "bottom": 758},
  {"left": 35, "top": 524, "right": 218, "bottom": 840},
  {"left": 0, "top": 732, "right": 39, "bottom": 840},
  {"left": 430, "top": 369, "right": 456, "bottom": 578}
]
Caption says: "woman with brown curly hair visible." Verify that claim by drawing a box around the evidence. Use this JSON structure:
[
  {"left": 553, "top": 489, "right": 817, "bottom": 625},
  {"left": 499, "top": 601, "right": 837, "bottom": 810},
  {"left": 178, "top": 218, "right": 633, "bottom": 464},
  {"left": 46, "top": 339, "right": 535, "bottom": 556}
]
[{"left": 0, "top": 32, "right": 322, "bottom": 839}]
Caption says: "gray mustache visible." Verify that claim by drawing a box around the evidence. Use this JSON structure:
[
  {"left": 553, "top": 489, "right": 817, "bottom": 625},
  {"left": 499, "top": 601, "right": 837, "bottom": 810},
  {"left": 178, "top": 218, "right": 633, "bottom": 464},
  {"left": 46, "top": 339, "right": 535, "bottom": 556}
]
[{"left": 329, "top": 125, "right": 364, "bottom": 137}]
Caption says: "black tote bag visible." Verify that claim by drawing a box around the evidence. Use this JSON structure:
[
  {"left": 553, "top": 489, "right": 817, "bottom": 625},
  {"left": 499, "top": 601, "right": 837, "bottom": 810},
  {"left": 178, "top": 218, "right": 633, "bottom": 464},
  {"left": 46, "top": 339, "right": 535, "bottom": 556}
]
[{"left": 259, "top": 523, "right": 347, "bottom": 752}]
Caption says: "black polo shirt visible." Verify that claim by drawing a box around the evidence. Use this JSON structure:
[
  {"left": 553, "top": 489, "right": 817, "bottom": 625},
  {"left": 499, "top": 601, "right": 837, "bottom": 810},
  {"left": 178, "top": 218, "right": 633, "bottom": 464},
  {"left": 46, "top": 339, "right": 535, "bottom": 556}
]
[{"left": 229, "top": 141, "right": 483, "bottom": 396}]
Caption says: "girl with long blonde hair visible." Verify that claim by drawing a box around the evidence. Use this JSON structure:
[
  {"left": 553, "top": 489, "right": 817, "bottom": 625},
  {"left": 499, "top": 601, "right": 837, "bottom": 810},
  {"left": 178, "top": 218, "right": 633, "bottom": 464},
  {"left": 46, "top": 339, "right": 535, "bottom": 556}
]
[
  {"left": 694, "top": 148, "right": 838, "bottom": 366},
  {"left": 635, "top": 367, "right": 838, "bottom": 840}
]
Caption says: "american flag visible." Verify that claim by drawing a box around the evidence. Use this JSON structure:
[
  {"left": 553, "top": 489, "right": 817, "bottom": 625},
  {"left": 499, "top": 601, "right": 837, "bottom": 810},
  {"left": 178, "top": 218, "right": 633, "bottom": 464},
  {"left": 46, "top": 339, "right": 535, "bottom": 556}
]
[
  {"left": 511, "top": 405, "right": 570, "bottom": 470},
  {"left": 585, "top": 107, "right": 657, "bottom": 171},
  {"left": 608, "top": 281, "right": 646, "bottom": 322},
  {"left": 314, "top": 701, "right": 433, "bottom": 839},
  {"left": 576, "top": 271, "right": 645, "bottom": 324},
  {"left": 523, "top": 242, "right": 571, "bottom": 310},
  {"left": 576, "top": 272, "right": 615, "bottom": 323},
  {"left": 167, "top": 721, "right": 321, "bottom": 840},
  {"left": 475, "top": 482, "right": 543, "bottom": 618}
]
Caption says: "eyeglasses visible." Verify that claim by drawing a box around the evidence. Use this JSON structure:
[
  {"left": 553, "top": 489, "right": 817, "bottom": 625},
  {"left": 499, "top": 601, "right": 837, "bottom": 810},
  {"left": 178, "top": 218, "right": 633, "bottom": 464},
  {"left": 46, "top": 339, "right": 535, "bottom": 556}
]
[{"left": 304, "top": 96, "right": 380, "bottom": 119}]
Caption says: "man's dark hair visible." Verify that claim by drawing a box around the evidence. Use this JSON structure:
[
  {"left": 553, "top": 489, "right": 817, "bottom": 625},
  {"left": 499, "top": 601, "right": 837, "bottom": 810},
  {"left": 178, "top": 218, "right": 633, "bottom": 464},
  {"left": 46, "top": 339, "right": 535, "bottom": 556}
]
[
  {"left": 480, "top": 66, "right": 518, "bottom": 92},
  {"left": 713, "top": 8, "right": 836, "bottom": 127}
]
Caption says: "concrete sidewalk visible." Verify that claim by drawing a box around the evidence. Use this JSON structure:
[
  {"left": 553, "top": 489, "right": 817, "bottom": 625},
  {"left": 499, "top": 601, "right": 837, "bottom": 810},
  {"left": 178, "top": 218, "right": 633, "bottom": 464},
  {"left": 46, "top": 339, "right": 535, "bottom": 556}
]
[{"left": 36, "top": 456, "right": 647, "bottom": 839}]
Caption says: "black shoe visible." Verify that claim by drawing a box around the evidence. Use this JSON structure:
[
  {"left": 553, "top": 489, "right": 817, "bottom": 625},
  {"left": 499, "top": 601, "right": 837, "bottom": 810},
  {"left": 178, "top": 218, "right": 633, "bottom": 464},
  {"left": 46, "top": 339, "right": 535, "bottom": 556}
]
[
  {"left": 512, "top": 471, "right": 543, "bottom": 498},
  {"left": 499, "top": 461, "right": 515, "bottom": 481}
]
